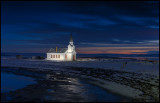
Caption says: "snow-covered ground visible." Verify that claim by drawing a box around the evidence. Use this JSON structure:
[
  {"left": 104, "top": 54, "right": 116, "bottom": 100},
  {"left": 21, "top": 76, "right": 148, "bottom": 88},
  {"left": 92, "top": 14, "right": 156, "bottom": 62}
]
[
  {"left": 1, "top": 57, "right": 159, "bottom": 76},
  {"left": 1, "top": 57, "right": 159, "bottom": 102}
]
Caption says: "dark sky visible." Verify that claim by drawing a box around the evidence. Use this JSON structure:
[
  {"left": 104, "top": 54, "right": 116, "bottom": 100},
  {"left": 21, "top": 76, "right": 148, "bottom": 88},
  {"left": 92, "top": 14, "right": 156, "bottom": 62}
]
[{"left": 1, "top": 1, "right": 159, "bottom": 54}]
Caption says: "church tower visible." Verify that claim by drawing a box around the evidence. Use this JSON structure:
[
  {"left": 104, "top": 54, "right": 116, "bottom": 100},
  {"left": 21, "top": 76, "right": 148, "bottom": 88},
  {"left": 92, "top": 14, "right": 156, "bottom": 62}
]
[
  {"left": 69, "top": 33, "right": 73, "bottom": 45},
  {"left": 68, "top": 33, "right": 75, "bottom": 52},
  {"left": 67, "top": 33, "right": 76, "bottom": 61}
]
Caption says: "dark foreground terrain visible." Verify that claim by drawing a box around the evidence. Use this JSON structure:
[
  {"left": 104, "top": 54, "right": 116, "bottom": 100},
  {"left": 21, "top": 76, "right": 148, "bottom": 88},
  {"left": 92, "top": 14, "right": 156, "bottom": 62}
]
[{"left": 1, "top": 67, "right": 130, "bottom": 102}]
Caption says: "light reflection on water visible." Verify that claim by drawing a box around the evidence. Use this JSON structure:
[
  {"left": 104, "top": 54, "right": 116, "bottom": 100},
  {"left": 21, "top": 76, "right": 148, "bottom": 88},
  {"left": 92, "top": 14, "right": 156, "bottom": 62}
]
[
  {"left": 45, "top": 75, "right": 128, "bottom": 102},
  {"left": 1, "top": 72, "right": 36, "bottom": 93},
  {"left": 1, "top": 68, "right": 129, "bottom": 102}
]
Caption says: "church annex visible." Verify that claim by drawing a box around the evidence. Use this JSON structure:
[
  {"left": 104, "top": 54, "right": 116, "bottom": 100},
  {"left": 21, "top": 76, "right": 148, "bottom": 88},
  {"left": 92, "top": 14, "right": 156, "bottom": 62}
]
[{"left": 46, "top": 33, "right": 76, "bottom": 61}]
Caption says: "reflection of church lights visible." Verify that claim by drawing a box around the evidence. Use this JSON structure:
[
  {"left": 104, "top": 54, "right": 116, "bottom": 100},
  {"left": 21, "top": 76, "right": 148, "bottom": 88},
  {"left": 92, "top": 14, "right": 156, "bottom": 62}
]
[{"left": 59, "top": 78, "right": 82, "bottom": 93}]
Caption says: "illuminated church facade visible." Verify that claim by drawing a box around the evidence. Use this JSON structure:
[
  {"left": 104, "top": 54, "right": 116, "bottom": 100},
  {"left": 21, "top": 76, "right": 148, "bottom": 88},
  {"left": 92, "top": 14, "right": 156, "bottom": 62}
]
[{"left": 46, "top": 34, "right": 76, "bottom": 61}]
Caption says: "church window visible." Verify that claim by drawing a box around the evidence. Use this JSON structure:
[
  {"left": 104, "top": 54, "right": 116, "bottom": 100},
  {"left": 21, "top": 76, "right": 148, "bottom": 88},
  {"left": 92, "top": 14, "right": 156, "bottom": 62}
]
[
  {"left": 51, "top": 55, "right": 52, "bottom": 58},
  {"left": 53, "top": 55, "right": 55, "bottom": 58},
  {"left": 56, "top": 55, "right": 57, "bottom": 58}
]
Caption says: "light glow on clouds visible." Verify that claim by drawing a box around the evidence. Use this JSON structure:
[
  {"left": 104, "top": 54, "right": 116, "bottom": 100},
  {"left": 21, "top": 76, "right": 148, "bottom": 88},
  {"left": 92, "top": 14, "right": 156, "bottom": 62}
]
[
  {"left": 77, "top": 40, "right": 159, "bottom": 54},
  {"left": 76, "top": 46, "right": 159, "bottom": 54}
]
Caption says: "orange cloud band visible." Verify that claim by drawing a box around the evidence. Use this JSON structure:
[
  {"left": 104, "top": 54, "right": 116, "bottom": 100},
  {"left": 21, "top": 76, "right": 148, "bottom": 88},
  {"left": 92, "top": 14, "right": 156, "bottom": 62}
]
[{"left": 76, "top": 46, "right": 159, "bottom": 54}]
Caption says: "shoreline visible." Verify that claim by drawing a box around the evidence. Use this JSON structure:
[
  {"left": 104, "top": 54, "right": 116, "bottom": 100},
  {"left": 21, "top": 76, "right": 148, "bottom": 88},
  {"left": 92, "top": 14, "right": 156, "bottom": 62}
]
[
  {"left": 1, "top": 65, "right": 159, "bottom": 102},
  {"left": 1, "top": 58, "right": 159, "bottom": 102},
  {"left": 1, "top": 66, "right": 130, "bottom": 102}
]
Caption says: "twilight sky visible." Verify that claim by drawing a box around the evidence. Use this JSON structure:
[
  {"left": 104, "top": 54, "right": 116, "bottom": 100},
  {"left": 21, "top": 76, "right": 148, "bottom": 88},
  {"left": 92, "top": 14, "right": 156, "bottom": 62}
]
[{"left": 1, "top": 1, "right": 159, "bottom": 54}]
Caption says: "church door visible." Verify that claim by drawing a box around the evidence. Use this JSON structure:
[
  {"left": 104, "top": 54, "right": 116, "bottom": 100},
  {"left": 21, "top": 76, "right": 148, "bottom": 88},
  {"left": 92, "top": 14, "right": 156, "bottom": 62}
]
[{"left": 73, "top": 55, "right": 75, "bottom": 61}]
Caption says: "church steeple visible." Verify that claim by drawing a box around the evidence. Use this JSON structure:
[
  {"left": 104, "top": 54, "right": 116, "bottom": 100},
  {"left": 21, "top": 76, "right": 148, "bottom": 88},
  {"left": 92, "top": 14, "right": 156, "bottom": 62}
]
[
  {"left": 68, "top": 32, "right": 75, "bottom": 53},
  {"left": 70, "top": 32, "right": 73, "bottom": 42}
]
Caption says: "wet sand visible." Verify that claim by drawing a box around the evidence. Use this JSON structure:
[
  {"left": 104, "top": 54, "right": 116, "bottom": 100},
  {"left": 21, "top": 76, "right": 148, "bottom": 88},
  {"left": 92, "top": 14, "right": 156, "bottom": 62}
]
[
  {"left": 1, "top": 67, "right": 130, "bottom": 102},
  {"left": 68, "top": 67, "right": 159, "bottom": 102},
  {"left": 1, "top": 65, "right": 159, "bottom": 102}
]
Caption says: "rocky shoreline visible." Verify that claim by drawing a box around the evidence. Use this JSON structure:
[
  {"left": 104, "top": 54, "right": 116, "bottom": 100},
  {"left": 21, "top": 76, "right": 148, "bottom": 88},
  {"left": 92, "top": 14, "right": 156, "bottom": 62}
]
[
  {"left": 1, "top": 67, "right": 129, "bottom": 102},
  {"left": 1, "top": 66, "right": 159, "bottom": 102},
  {"left": 66, "top": 67, "right": 159, "bottom": 102}
]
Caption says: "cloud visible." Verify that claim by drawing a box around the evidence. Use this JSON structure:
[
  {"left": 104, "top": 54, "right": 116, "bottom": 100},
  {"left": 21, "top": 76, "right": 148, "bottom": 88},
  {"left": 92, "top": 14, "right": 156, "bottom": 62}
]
[
  {"left": 76, "top": 46, "right": 159, "bottom": 54},
  {"left": 146, "top": 51, "right": 159, "bottom": 54},
  {"left": 112, "top": 39, "right": 121, "bottom": 42},
  {"left": 148, "top": 25, "right": 159, "bottom": 29},
  {"left": 1, "top": 1, "right": 159, "bottom": 54}
]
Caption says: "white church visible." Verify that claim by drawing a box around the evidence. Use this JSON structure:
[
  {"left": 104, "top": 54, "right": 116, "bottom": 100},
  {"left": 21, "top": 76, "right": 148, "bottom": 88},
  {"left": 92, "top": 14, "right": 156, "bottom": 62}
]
[{"left": 46, "top": 33, "right": 76, "bottom": 61}]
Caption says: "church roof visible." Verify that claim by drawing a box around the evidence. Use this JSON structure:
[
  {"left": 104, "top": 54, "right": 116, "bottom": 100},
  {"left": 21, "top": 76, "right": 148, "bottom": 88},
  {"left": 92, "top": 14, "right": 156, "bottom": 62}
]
[{"left": 47, "top": 48, "right": 67, "bottom": 53}]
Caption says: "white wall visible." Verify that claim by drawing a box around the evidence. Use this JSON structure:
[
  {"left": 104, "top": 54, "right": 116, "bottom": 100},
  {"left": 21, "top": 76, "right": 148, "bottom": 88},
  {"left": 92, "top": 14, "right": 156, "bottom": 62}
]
[
  {"left": 66, "top": 51, "right": 76, "bottom": 61},
  {"left": 68, "top": 44, "right": 75, "bottom": 52},
  {"left": 66, "top": 52, "right": 73, "bottom": 61},
  {"left": 47, "top": 53, "right": 65, "bottom": 61}
]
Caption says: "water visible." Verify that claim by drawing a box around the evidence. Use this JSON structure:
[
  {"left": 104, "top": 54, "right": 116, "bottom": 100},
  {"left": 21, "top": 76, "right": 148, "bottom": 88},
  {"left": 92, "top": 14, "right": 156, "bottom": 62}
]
[
  {"left": 78, "top": 80, "right": 127, "bottom": 102},
  {"left": 1, "top": 67, "right": 129, "bottom": 102},
  {"left": 1, "top": 72, "right": 36, "bottom": 93}
]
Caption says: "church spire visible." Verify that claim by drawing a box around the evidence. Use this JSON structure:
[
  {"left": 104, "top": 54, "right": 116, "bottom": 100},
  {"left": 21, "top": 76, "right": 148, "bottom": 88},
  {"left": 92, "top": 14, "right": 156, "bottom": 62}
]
[{"left": 70, "top": 32, "right": 73, "bottom": 42}]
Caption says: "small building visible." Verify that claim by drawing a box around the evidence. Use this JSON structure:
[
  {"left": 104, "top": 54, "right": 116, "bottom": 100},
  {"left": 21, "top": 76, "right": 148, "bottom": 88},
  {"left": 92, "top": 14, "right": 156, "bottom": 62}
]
[
  {"left": 46, "top": 33, "right": 76, "bottom": 61},
  {"left": 32, "top": 56, "right": 44, "bottom": 60},
  {"left": 16, "top": 55, "right": 23, "bottom": 59}
]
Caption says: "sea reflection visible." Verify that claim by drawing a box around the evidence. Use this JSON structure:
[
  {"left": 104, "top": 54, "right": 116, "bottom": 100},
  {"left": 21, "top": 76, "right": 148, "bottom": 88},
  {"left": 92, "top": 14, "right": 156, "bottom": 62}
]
[
  {"left": 1, "top": 72, "right": 36, "bottom": 93},
  {"left": 2, "top": 68, "right": 129, "bottom": 102}
]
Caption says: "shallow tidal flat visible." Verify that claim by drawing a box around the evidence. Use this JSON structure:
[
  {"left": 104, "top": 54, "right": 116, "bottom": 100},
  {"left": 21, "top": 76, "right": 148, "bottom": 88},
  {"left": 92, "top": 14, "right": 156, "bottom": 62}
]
[
  {"left": 1, "top": 67, "right": 129, "bottom": 102},
  {"left": 1, "top": 65, "right": 159, "bottom": 102},
  {"left": 67, "top": 67, "right": 159, "bottom": 102},
  {"left": 1, "top": 58, "right": 159, "bottom": 102}
]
